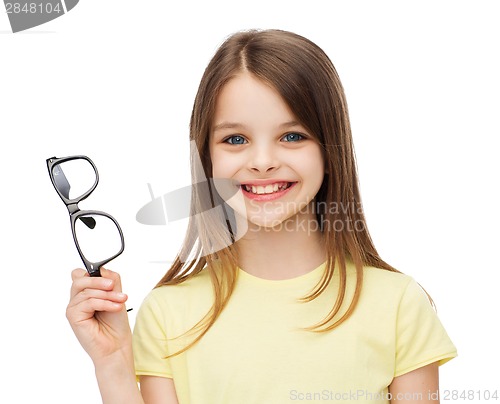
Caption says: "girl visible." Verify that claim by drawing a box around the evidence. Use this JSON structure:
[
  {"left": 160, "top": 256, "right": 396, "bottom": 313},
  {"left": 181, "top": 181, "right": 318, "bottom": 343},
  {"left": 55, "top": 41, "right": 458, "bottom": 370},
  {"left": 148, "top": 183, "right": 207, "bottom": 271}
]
[{"left": 67, "top": 29, "right": 457, "bottom": 403}]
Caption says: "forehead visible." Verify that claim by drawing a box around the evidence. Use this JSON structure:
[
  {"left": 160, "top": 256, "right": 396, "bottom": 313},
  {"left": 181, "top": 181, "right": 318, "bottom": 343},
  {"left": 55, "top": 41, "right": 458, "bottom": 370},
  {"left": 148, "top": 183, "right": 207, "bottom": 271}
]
[{"left": 212, "top": 73, "right": 298, "bottom": 132}]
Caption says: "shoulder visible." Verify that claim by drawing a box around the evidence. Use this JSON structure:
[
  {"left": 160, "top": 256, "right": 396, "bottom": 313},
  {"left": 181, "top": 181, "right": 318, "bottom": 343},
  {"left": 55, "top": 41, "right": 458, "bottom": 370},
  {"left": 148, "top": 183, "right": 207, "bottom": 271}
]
[
  {"left": 348, "top": 263, "right": 432, "bottom": 313},
  {"left": 353, "top": 262, "right": 416, "bottom": 294},
  {"left": 139, "top": 267, "right": 214, "bottom": 317},
  {"left": 152, "top": 267, "right": 212, "bottom": 295},
  {"left": 363, "top": 265, "right": 414, "bottom": 290}
]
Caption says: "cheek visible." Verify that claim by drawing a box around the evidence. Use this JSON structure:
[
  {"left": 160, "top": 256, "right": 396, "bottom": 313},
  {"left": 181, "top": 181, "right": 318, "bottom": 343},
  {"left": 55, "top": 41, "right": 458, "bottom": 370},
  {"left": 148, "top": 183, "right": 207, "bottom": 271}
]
[
  {"left": 211, "top": 150, "right": 241, "bottom": 178},
  {"left": 299, "top": 148, "right": 325, "bottom": 181}
]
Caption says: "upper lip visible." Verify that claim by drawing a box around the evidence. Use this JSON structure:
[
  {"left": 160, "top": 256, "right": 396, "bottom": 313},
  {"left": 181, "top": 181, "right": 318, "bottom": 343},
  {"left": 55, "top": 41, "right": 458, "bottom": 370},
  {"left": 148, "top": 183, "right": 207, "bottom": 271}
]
[{"left": 238, "top": 179, "right": 296, "bottom": 186}]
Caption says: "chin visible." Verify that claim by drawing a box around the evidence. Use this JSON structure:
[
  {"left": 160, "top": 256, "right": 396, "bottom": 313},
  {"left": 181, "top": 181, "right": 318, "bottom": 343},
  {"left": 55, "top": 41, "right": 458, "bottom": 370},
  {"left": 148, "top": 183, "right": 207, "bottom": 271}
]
[{"left": 246, "top": 212, "right": 298, "bottom": 230}]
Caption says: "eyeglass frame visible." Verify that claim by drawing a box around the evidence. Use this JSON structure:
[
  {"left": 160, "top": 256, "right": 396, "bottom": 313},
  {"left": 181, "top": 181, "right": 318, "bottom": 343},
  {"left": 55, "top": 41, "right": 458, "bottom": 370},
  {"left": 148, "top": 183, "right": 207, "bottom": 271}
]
[{"left": 46, "top": 155, "right": 125, "bottom": 277}]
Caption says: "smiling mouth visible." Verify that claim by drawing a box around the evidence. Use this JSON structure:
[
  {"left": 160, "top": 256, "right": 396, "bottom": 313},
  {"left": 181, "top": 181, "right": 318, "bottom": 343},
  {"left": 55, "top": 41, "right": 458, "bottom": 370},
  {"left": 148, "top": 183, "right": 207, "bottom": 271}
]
[{"left": 241, "top": 182, "right": 295, "bottom": 195}]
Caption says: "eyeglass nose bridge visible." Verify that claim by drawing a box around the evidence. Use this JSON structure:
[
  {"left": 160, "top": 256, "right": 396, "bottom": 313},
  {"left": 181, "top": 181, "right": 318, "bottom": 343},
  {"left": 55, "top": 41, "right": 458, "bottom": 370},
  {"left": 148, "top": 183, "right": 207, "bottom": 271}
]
[
  {"left": 67, "top": 202, "right": 97, "bottom": 229},
  {"left": 67, "top": 203, "right": 80, "bottom": 215}
]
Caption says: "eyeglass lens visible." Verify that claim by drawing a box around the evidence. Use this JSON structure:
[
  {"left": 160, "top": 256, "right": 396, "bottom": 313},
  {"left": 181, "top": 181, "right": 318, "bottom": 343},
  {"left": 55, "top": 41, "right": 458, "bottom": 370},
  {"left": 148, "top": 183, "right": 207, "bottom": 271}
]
[
  {"left": 52, "top": 159, "right": 96, "bottom": 201},
  {"left": 74, "top": 213, "right": 123, "bottom": 263}
]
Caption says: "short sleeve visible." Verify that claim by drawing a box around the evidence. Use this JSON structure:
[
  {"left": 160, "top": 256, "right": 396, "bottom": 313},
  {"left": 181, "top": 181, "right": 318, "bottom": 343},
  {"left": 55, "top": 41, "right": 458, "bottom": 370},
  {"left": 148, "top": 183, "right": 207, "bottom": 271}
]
[
  {"left": 132, "top": 291, "right": 173, "bottom": 379},
  {"left": 394, "top": 278, "right": 457, "bottom": 377}
]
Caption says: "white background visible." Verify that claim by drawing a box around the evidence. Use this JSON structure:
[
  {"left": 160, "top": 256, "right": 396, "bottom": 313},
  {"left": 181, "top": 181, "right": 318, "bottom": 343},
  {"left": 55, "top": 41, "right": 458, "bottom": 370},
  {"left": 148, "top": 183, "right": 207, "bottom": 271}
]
[{"left": 1, "top": 1, "right": 499, "bottom": 402}]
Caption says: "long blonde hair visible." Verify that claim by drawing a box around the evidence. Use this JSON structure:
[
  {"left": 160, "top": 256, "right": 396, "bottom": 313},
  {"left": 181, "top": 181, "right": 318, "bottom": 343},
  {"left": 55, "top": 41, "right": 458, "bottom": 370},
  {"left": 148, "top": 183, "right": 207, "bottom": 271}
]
[{"left": 156, "top": 29, "right": 399, "bottom": 357}]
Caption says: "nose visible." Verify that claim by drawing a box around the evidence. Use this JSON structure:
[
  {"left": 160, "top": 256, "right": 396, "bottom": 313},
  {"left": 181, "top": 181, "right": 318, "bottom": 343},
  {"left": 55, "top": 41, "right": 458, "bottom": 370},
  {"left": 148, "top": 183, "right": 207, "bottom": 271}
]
[{"left": 248, "top": 142, "right": 280, "bottom": 174}]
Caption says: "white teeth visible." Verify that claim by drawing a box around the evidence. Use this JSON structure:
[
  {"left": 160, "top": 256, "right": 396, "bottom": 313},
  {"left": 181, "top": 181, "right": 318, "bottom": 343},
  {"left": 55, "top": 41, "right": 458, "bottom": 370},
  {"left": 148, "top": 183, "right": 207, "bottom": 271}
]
[{"left": 243, "top": 182, "right": 291, "bottom": 194}]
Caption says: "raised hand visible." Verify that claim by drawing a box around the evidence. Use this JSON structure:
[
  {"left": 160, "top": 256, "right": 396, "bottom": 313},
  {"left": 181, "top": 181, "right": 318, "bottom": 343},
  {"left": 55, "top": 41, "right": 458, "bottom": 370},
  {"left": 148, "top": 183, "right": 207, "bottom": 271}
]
[{"left": 66, "top": 267, "right": 131, "bottom": 363}]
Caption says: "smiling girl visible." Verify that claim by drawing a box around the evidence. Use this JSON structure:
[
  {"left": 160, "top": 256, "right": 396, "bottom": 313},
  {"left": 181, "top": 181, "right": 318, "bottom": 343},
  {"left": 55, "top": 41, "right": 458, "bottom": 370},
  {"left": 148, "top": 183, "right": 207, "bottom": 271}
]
[{"left": 67, "top": 29, "right": 457, "bottom": 404}]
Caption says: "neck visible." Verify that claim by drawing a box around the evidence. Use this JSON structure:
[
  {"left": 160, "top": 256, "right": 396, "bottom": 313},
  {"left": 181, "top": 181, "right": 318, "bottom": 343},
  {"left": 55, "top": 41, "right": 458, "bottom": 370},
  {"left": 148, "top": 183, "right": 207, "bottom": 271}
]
[{"left": 234, "top": 213, "right": 326, "bottom": 280}]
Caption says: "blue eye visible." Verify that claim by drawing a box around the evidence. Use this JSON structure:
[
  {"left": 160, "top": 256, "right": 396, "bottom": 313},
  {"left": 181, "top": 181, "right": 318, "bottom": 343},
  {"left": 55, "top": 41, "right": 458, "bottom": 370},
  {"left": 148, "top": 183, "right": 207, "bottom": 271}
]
[
  {"left": 224, "top": 135, "right": 247, "bottom": 145},
  {"left": 282, "top": 133, "right": 304, "bottom": 142}
]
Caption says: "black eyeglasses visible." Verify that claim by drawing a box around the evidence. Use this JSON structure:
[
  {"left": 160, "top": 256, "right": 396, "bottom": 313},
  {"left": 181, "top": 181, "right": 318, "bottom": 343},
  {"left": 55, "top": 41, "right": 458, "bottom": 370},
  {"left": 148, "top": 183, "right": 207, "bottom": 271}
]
[{"left": 47, "top": 155, "right": 125, "bottom": 277}]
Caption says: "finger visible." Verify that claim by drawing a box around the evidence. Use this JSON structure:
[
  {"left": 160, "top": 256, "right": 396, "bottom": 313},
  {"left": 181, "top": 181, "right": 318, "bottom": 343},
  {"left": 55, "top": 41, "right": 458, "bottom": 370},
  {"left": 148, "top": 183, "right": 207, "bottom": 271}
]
[
  {"left": 70, "top": 288, "right": 128, "bottom": 308},
  {"left": 67, "top": 297, "right": 125, "bottom": 324},
  {"left": 71, "top": 268, "right": 88, "bottom": 281},
  {"left": 70, "top": 272, "right": 115, "bottom": 299}
]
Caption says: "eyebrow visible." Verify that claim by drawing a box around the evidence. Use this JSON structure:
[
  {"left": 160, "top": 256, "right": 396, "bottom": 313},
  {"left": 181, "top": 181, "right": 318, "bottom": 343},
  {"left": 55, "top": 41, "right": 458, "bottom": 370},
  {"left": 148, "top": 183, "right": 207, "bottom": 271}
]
[{"left": 212, "top": 120, "right": 303, "bottom": 132}]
